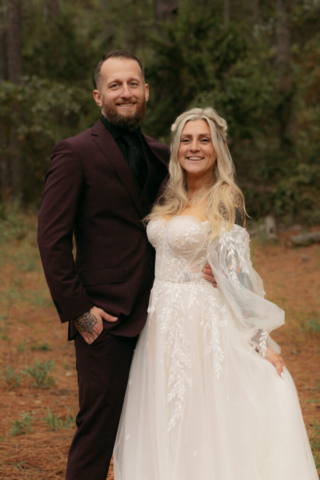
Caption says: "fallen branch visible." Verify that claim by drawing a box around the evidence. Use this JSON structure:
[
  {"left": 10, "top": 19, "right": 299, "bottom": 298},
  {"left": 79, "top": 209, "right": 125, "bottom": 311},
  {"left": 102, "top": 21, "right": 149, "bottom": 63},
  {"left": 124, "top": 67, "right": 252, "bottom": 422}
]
[{"left": 286, "top": 232, "right": 320, "bottom": 247}]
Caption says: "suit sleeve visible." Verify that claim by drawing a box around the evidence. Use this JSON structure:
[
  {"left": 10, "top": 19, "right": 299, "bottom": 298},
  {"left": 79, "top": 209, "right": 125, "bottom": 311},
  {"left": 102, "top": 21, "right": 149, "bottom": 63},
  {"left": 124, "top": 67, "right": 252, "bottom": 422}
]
[{"left": 37, "top": 140, "right": 94, "bottom": 323}]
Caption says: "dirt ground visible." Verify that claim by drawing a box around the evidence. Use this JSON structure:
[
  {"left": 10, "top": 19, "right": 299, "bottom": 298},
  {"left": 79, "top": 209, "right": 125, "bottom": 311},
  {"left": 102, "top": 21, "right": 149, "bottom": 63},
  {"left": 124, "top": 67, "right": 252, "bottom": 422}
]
[{"left": 0, "top": 222, "right": 319, "bottom": 479}]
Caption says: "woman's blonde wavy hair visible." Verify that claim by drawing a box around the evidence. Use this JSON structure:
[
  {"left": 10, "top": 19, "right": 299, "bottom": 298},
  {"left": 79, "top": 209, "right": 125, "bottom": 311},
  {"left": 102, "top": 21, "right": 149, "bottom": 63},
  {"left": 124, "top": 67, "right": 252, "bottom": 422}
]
[{"left": 146, "top": 107, "right": 246, "bottom": 238}]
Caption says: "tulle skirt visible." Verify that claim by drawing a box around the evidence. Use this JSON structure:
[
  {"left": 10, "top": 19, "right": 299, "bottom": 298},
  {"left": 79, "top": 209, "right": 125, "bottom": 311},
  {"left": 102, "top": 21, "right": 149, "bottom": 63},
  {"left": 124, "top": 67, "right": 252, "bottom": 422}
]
[{"left": 114, "top": 279, "right": 318, "bottom": 480}]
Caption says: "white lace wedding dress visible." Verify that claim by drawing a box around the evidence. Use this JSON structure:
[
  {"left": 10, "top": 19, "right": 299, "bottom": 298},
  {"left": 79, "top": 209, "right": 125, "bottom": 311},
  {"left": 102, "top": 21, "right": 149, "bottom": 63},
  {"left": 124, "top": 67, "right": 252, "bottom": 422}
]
[{"left": 114, "top": 215, "right": 318, "bottom": 480}]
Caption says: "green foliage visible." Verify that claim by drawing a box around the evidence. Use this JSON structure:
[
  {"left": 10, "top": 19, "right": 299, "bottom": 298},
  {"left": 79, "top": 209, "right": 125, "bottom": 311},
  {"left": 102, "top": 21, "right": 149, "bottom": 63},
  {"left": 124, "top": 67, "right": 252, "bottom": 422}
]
[
  {"left": 23, "top": 360, "right": 56, "bottom": 389},
  {"left": 31, "top": 342, "right": 51, "bottom": 352},
  {"left": 0, "top": 279, "right": 51, "bottom": 308},
  {"left": 310, "top": 420, "right": 320, "bottom": 469},
  {"left": 61, "top": 410, "right": 76, "bottom": 429},
  {"left": 0, "top": 202, "right": 34, "bottom": 245},
  {"left": 43, "top": 408, "right": 60, "bottom": 431},
  {"left": 0, "top": 314, "right": 10, "bottom": 342},
  {"left": 0, "top": 0, "right": 320, "bottom": 223},
  {"left": 16, "top": 343, "right": 25, "bottom": 352},
  {"left": 43, "top": 407, "right": 76, "bottom": 431},
  {"left": 0, "top": 76, "right": 88, "bottom": 204},
  {"left": 23, "top": 5, "right": 96, "bottom": 88},
  {"left": 10, "top": 412, "right": 33, "bottom": 436},
  {"left": 17, "top": 260, "right": 38, "bottom": 272},
  {"left": 144, "top": 3, "right": 320, "bottom": 223},
  {"left": 1, "top": 366, "right": 21, "bottom": 388},
  {"left": 274, "top": 165, "right": 320, "bottom": 224},
  {"left": 308, "top": 317, "right": 320, "bottom": 332}
]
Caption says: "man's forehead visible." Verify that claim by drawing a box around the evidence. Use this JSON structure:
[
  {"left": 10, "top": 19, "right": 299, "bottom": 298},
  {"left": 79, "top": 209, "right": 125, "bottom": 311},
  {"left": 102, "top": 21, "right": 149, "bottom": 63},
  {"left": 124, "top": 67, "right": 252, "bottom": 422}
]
[{"left": 101, "top": 58, "right": 143, "bottom": 81}]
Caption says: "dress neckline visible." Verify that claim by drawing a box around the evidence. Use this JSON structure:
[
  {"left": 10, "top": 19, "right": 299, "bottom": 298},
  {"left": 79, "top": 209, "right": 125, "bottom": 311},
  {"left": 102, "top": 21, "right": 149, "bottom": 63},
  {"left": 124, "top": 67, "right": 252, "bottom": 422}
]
[{"left": 161, "top": 215, "right": 209, "bottom": 229}]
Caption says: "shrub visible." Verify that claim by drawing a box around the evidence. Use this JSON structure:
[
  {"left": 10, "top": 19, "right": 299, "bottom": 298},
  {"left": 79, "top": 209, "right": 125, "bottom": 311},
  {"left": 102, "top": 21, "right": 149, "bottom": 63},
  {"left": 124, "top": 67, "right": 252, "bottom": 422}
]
[
  {"left": 1, "top": 366, "right": 21, "bottom": 388},
  {"left": 10, "top": 413, "right": 33, "bottom": 436},
  {"left": 23, "top": 360, "right": 55, "bottom": 389},
  {"left": 31, "top": 342, "right": 51, "bottom": 351}
]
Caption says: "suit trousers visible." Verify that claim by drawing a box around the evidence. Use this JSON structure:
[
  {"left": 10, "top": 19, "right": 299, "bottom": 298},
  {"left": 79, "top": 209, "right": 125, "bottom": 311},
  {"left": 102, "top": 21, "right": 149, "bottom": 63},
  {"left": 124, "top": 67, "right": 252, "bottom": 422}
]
[{"left": 66, "top": 329, "right": 138, "bottom": 480}]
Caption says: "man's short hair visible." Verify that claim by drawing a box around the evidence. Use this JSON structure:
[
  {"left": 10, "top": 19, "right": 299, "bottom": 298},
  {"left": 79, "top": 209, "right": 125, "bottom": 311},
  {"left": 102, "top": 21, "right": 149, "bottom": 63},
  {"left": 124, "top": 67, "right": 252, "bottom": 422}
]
[{"left": 94, "top": 50, "right": 145, "bottom": 89}]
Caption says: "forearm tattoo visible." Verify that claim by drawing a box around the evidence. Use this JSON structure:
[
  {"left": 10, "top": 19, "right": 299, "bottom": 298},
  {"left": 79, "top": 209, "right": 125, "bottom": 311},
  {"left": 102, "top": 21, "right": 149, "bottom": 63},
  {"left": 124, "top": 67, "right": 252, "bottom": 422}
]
[{"left": 74, "top": 311, "right": 97, "bottom": 334}]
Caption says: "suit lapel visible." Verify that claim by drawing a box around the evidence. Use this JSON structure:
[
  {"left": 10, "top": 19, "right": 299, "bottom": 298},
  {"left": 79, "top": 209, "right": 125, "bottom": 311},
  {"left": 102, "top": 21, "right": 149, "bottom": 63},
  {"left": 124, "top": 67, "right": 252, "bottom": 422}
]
[
  {"left": 143, "top": 134, "right": 169, "bottom": 168},
  {"left": 141, "top": 134, "right": 169, "bottom": 207},
  {"left": 140, "top": 139, "right": 168, "bottom": 208},
  {"left": 90, "top": 120, "right": 144, "bottom": 217}
]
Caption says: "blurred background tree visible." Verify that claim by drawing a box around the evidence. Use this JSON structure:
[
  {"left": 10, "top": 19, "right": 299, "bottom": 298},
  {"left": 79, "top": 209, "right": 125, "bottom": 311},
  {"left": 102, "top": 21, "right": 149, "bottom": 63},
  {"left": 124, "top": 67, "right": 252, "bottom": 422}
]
[{"left": 0, "top": 0, "right": 319, "bottom": 223}]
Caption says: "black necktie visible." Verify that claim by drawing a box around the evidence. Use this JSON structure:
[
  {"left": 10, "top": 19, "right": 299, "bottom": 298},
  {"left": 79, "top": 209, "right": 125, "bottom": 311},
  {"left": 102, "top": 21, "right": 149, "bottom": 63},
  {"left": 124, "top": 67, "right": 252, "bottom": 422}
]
[{"left": 121, "top": 134, "right": 147, "bottom": 192}]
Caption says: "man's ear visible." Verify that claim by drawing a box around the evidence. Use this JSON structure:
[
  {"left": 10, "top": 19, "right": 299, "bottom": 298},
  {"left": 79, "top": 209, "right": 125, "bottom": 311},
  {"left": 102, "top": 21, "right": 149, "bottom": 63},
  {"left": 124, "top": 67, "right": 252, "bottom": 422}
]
[
  {"left": 93, "top": 89, "right": 103, "bottom": 107},
  {"left": 144, "top": 83, "right": 149, "bottom": 102}
]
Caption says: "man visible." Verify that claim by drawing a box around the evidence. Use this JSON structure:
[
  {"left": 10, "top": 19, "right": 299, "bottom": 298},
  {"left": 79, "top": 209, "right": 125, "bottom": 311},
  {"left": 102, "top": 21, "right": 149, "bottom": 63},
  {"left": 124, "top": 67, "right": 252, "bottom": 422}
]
[{"left": 38, "top": 50, "right": 215, "bottom": 480}]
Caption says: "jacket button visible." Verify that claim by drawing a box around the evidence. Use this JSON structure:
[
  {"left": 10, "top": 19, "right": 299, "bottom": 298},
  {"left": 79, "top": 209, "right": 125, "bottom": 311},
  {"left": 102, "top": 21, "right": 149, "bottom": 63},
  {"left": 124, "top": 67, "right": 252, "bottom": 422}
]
[{"left": 149, "top": 261, "right": 154, "bottom": 269}]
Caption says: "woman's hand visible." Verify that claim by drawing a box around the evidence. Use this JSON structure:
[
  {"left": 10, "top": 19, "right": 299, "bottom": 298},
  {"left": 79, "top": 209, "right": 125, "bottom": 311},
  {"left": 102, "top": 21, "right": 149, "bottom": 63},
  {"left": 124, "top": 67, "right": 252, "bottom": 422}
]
[{"left": 265, "top": 347, "right": 286, "bottom": 377}]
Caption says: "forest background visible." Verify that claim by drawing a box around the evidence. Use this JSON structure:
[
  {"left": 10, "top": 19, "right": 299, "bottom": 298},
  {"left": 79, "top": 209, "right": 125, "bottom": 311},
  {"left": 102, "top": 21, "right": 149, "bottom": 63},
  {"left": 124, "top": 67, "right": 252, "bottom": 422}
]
[
  {"left": 0, "top": 0, "right": 319, "bottom": 225},
  {"left": 0, "top": 2, "right": 320, "bottom": 478}
]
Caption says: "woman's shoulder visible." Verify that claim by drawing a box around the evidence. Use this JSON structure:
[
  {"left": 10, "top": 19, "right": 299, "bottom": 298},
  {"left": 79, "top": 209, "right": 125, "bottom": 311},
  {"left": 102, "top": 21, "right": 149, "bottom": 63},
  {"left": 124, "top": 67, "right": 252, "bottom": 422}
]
[
  {"left": 231, "top": 189, "right": 246, "bottom": 228},
  {"left": 218, "top": 184, "right": 246, "bottom": 228}
]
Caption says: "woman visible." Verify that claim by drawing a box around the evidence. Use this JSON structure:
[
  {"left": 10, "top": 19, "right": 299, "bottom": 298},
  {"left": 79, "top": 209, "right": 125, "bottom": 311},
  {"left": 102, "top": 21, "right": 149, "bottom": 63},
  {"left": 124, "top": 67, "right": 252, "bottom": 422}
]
[{"left": 114, "top": 108, "right": 318, "bottom": 479}]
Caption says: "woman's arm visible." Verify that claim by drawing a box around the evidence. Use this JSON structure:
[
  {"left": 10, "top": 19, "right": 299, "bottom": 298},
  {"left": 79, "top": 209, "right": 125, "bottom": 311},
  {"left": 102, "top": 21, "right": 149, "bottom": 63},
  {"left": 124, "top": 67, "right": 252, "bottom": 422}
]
[{"left": 207, "top": 224, "right": 285, "bottom": 361}]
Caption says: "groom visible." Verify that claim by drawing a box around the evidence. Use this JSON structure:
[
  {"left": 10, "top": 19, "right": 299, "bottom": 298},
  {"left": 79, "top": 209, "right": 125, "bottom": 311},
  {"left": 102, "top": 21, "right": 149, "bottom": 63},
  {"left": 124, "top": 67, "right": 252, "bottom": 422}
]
[{"left": 38, "top": 50, "right": 215, "bottom": 480}]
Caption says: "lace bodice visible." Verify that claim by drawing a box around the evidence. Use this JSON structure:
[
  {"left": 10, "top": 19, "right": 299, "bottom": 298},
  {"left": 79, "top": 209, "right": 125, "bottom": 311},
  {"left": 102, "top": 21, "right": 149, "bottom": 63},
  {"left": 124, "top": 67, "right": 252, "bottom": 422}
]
[
  {"left": 147, "top": 215, "right": 284, "bottom": 359},
  {"left": 147, "top": 216, "right": 212, "bottom": 284}
]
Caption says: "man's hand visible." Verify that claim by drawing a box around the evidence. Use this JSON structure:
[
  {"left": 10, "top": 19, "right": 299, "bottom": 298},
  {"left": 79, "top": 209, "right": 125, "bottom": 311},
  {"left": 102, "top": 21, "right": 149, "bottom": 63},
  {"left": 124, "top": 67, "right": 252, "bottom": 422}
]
[
  {"left": 202, "top": 263, "right": 217, "bottom": 288},
  {"left": 73, "top": 306, "right": 118, "bottom": 345}
]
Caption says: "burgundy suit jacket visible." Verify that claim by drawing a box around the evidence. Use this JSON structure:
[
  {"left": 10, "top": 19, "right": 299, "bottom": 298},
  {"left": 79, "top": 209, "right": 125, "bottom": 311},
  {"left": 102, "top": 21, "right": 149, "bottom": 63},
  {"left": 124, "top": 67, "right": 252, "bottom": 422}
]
[{"left": 37, "top": 119, "right": 169, "bottom": 339}]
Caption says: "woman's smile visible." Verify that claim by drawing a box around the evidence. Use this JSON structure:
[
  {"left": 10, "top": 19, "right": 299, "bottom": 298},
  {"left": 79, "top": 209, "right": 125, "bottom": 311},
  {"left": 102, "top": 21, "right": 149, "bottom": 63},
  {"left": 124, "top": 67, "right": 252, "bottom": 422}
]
[
  {"left": 179, "top": 119, "right": 217, "bottom": 179},
  {"left": 186, "top": 156, "right": 204, "bottom": 161}
]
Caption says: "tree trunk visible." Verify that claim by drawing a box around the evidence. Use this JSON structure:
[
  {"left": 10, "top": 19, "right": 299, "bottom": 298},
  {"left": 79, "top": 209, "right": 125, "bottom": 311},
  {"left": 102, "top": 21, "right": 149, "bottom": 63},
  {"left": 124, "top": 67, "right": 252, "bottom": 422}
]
[
  {"left": 154, "top": 0, "right": 178, "bottom": 24},
  {"left": 276, "top": 0, "right": 292, "bottom": 150},
  {"left": 44, "top": 0, "right": 59, "bottom": 19},
  {"left": 7, "top": 0, "right": 22, "bottom": 84},
  {"left": 0, "top": 0, "right": 9, "bottom": 201},
  {"left": 0, "top": 0, "right": 6, "bottom": 79},
  {"left": 287, "top": 232, "right": 320, "bottom": 247},
  {"left": 7, "top": 0, "right": 22, "bottom": 199},
  {"left": 224, "top": 0, "right": 230, "bottom": 26},
  {"left": 276, "top": 0, "right": 291, "bottom": 83},
  {"left": 253, "top": 0, "right": 259, "bottom": 24},
  {"left": 264, "top": 215, "right": 278, "bottom": 240},
  {"left": 100, "top": 0, "right": 114, "bottom": 43}
]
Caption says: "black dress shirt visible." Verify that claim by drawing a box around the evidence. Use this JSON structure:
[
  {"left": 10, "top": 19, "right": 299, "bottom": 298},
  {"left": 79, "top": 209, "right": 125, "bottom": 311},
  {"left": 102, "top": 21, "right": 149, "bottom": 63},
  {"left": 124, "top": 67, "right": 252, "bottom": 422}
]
[{"left": 100, "top": 116, "right": 148, "bottom": 192}]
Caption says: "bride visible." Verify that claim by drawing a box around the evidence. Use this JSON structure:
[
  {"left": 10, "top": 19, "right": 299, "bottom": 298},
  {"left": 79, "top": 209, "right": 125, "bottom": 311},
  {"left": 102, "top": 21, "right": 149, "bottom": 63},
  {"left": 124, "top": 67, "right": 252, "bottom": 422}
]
[{"left": 114, "top": 107, "right": 318, "bottom": 479}]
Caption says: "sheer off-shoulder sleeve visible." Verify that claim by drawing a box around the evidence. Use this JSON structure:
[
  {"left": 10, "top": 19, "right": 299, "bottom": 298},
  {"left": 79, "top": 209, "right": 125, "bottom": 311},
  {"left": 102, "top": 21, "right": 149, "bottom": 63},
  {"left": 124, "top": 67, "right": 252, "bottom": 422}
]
[{"left": 207, "top": 224, "right": 284, "bottom": 356}]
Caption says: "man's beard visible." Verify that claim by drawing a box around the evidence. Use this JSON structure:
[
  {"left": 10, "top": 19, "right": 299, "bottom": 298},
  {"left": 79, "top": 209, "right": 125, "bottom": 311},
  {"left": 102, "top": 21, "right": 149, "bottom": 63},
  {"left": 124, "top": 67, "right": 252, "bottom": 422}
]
[{"left": 103, "top": 98, "right": 147, "bottom": 130}]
